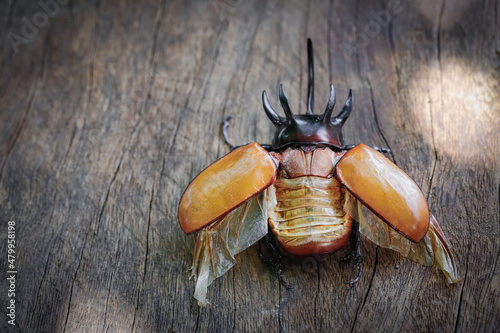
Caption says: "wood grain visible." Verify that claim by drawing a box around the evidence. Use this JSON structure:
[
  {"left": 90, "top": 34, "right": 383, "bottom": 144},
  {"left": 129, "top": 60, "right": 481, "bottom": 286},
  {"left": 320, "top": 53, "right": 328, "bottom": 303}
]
[{"left": 0, "top": 0, "right": 498, "bottom": 332}]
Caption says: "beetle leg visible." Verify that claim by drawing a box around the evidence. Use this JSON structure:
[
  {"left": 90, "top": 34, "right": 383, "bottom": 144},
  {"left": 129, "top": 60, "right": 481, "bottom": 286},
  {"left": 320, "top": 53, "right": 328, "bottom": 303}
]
[
  {"left": 343, "top": 144, "right": 391, "bottom": 154},
  {"left": 371, "top": 145, "right": 392, "bottom": 154},
  {"left": 258, "top": 237, "right": 274, "bottom": 266},
  {"left": 343, "top": 144, "right": 357, "bottom": 150},
  {"left": 276, "top": 260, "right": 294, "bottom": 291},
  {"left": 258, "top": 235, "right": 294, "bottom": 290},
  {"left": 222, "top": 117, "right": 274, "bottom": 152},
  {"left": 260, "top": 144, "right": 273, "bottom": 151},
  {"left": 341, "top": 220, "right": 357, "bottom": 262},
  {"left": 343, "top": 220, "right": 364, "bottom": 288},
  {"left": 222, "top": 116, "right": 236, "bottom": 150}
]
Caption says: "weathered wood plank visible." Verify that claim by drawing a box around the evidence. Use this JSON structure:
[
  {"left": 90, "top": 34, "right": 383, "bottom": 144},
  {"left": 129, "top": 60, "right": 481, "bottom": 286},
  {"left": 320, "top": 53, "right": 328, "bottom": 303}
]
[{"left": 0, "top": 0, "right": 498, "bottom": 332}]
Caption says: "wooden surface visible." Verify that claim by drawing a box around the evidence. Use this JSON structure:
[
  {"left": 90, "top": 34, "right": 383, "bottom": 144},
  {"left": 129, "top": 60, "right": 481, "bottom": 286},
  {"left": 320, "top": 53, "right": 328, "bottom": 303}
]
[{"left": 0, "top": 0, "right": 499, "bottom": 332}]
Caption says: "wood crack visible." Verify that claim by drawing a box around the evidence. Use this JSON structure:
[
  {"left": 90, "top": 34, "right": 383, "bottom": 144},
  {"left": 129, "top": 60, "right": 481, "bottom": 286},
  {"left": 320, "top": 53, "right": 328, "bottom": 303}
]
[
  {"left": 453, "top": 248, "right": 469, "bottom": 333},
  {"left": 32, "top": 250, "right": 52, "bottom": 321},
  {"left": 137, "top": 0, "right": 166, "bottom": 119},
  {"left": 492, "top": 184, "right": 500, "bottom": 276},
  {"left": 62, "top": 124, "right": 78, "bottom": 168},
  {"left": 387, "top": 20, "right": 402, "bottom": 94},
  {"left": 427, "top": 0, "right": 446, "bottom": 201},
  {"left": 426, "top": 150, "right": 438, "bottom": 201},
  {"left": 94, "top": 155, "right": 123, "bottom": 238},
  {"left": 314, "top": 260, "right": 319, "bottom": 331},
  {"left": 366, "top": 77, "right": 396, "bottom": 164},
  {"left": 454, "top": 204, "right": 471, "bottom": 333},
  {"left": 102, "top": 235, "right": 121, "bottom": 332},
  {"left": 350, "top": 247, "right": 378, "bottom": 333},
  {"left": 194, "top": 306, "right": 201, "bottom": 333},
  {"left": 131, "top": 187, "right": 154, "bottom": 332},
  {"left": 62, "top": 233, "right": 87, "bottom": 333},
  {"left": 232, "top": 269, "right": 236, "bottom": 333}
]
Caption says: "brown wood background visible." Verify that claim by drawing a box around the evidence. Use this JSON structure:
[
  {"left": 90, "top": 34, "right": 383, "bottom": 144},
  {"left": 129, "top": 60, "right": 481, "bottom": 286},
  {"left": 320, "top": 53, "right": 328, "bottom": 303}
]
[{"left": 0, "top": 0, "right": 499, "bottom": 332}]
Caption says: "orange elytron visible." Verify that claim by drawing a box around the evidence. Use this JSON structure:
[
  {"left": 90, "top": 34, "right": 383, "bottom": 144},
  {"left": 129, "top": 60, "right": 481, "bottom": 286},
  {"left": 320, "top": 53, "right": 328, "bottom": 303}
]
[
  {"left": 336, "top": 144, "right": 430, "bottom": 243},
  {"left": 178, "top": 39, "right": 459, "bottom": 306},
  {"left": 178, "top": 143, "right": 277, "bottom": 234}
]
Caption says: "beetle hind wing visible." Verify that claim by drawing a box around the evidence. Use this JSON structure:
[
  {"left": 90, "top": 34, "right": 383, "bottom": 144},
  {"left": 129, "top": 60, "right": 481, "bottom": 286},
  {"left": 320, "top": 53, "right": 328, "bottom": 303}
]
[
  {"left": 343, "top": 192, "right": 460, "bottom": 283},
  {"left": 191, "top": 194, "right": 268, "bottom": 306}
]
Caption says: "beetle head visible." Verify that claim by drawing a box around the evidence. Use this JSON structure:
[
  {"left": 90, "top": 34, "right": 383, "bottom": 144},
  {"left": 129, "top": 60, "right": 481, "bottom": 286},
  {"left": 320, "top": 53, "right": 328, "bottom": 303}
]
[{"left": 262, "top": 39, "right": 353, "bottom": 150}]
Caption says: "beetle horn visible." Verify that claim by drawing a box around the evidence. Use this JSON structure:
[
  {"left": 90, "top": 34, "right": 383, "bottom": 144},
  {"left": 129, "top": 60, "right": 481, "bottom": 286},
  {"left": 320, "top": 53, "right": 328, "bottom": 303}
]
[
  {"left": 333, "top": 89, "right": 353, "bottom": 125},
  {"left": 306, "top": 38, "right": 314, "bottom": 115},
  {"left": 262, "top": 91, "right": 283, "bottom": 126},
  {"left": 279, "top": 84, "right": 294, "bottom": 122},
  {"left": 322, "top": 84, "right": 336, "bottom": 124}
]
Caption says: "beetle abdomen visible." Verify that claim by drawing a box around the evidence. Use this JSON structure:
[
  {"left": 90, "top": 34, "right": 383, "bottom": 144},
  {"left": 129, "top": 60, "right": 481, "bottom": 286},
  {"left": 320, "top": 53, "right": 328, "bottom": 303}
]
[{"left": 267, "top": 176, "right": 352, "bottom": 256}]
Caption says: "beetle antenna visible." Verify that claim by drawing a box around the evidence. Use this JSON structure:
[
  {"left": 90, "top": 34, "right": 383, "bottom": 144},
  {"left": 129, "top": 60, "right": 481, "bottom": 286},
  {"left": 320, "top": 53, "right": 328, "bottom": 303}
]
[
  {"left": 306, "top": 38, "right": 314, "bottom": 115},
  {"left": 322, "top": 84, "right": 336, "bottom": 124},
  {"left": 333, "top": 89, "right": 353, "bottom": 125},
  {"left": 279, "top": 84, "right": 294, "bottom": 122},
  {"left": 262, "top": 91, "right": 283, "bottom": 126}
]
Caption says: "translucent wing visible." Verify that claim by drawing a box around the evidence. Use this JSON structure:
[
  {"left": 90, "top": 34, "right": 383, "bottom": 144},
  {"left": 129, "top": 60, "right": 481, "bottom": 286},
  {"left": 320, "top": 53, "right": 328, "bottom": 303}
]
[
  {"left": 190, "top": 194, "right": 268, "bottom": 306},
  {"left": 344, "top": 192, "right": 461, "bottom": 283}
]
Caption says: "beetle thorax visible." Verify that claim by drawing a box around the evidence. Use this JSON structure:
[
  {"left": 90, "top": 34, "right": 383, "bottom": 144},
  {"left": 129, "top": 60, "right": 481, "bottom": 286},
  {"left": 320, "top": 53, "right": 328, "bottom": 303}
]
[{"left": 272, "top": 114, "right": 345, "bottom": 150}]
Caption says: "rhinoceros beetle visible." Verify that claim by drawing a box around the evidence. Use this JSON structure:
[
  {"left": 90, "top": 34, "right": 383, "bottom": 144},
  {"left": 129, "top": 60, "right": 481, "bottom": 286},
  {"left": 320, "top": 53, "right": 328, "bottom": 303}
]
[{"left": 178, "top": 39, "right": 459, "bottom": 306}]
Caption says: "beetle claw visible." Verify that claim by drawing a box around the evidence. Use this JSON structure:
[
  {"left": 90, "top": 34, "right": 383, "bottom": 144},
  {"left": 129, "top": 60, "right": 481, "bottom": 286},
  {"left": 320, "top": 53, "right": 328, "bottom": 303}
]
[
  {"left": 372, "top": 145, "right": 392, "bottom": 154},
  {"left": 259, "top": 235, "right": 294, "bottom": 291},
  {"left": 258, "top": 238, "right": 274, "bottom": 266},
  {"left": 343, "top": 221, "right": 364, "bottom": 287},
  {"left": 277, "top": 262, "right": 294, "bottom": 291},
  {"left": 345, "top": 256, "right": 363, "bottom": 288}
]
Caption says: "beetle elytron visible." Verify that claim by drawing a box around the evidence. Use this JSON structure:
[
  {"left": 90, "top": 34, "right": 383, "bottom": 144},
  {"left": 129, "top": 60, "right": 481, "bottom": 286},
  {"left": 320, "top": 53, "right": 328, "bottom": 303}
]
[{"left": 178, "top": 39, "right": 459, "bottom": 306}]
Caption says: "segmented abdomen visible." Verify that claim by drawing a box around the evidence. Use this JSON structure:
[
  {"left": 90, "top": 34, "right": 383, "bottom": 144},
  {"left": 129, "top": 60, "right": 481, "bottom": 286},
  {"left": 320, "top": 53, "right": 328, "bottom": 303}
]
[{"left": 267, "top": 176, "right": 352, "bottom": 256}]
